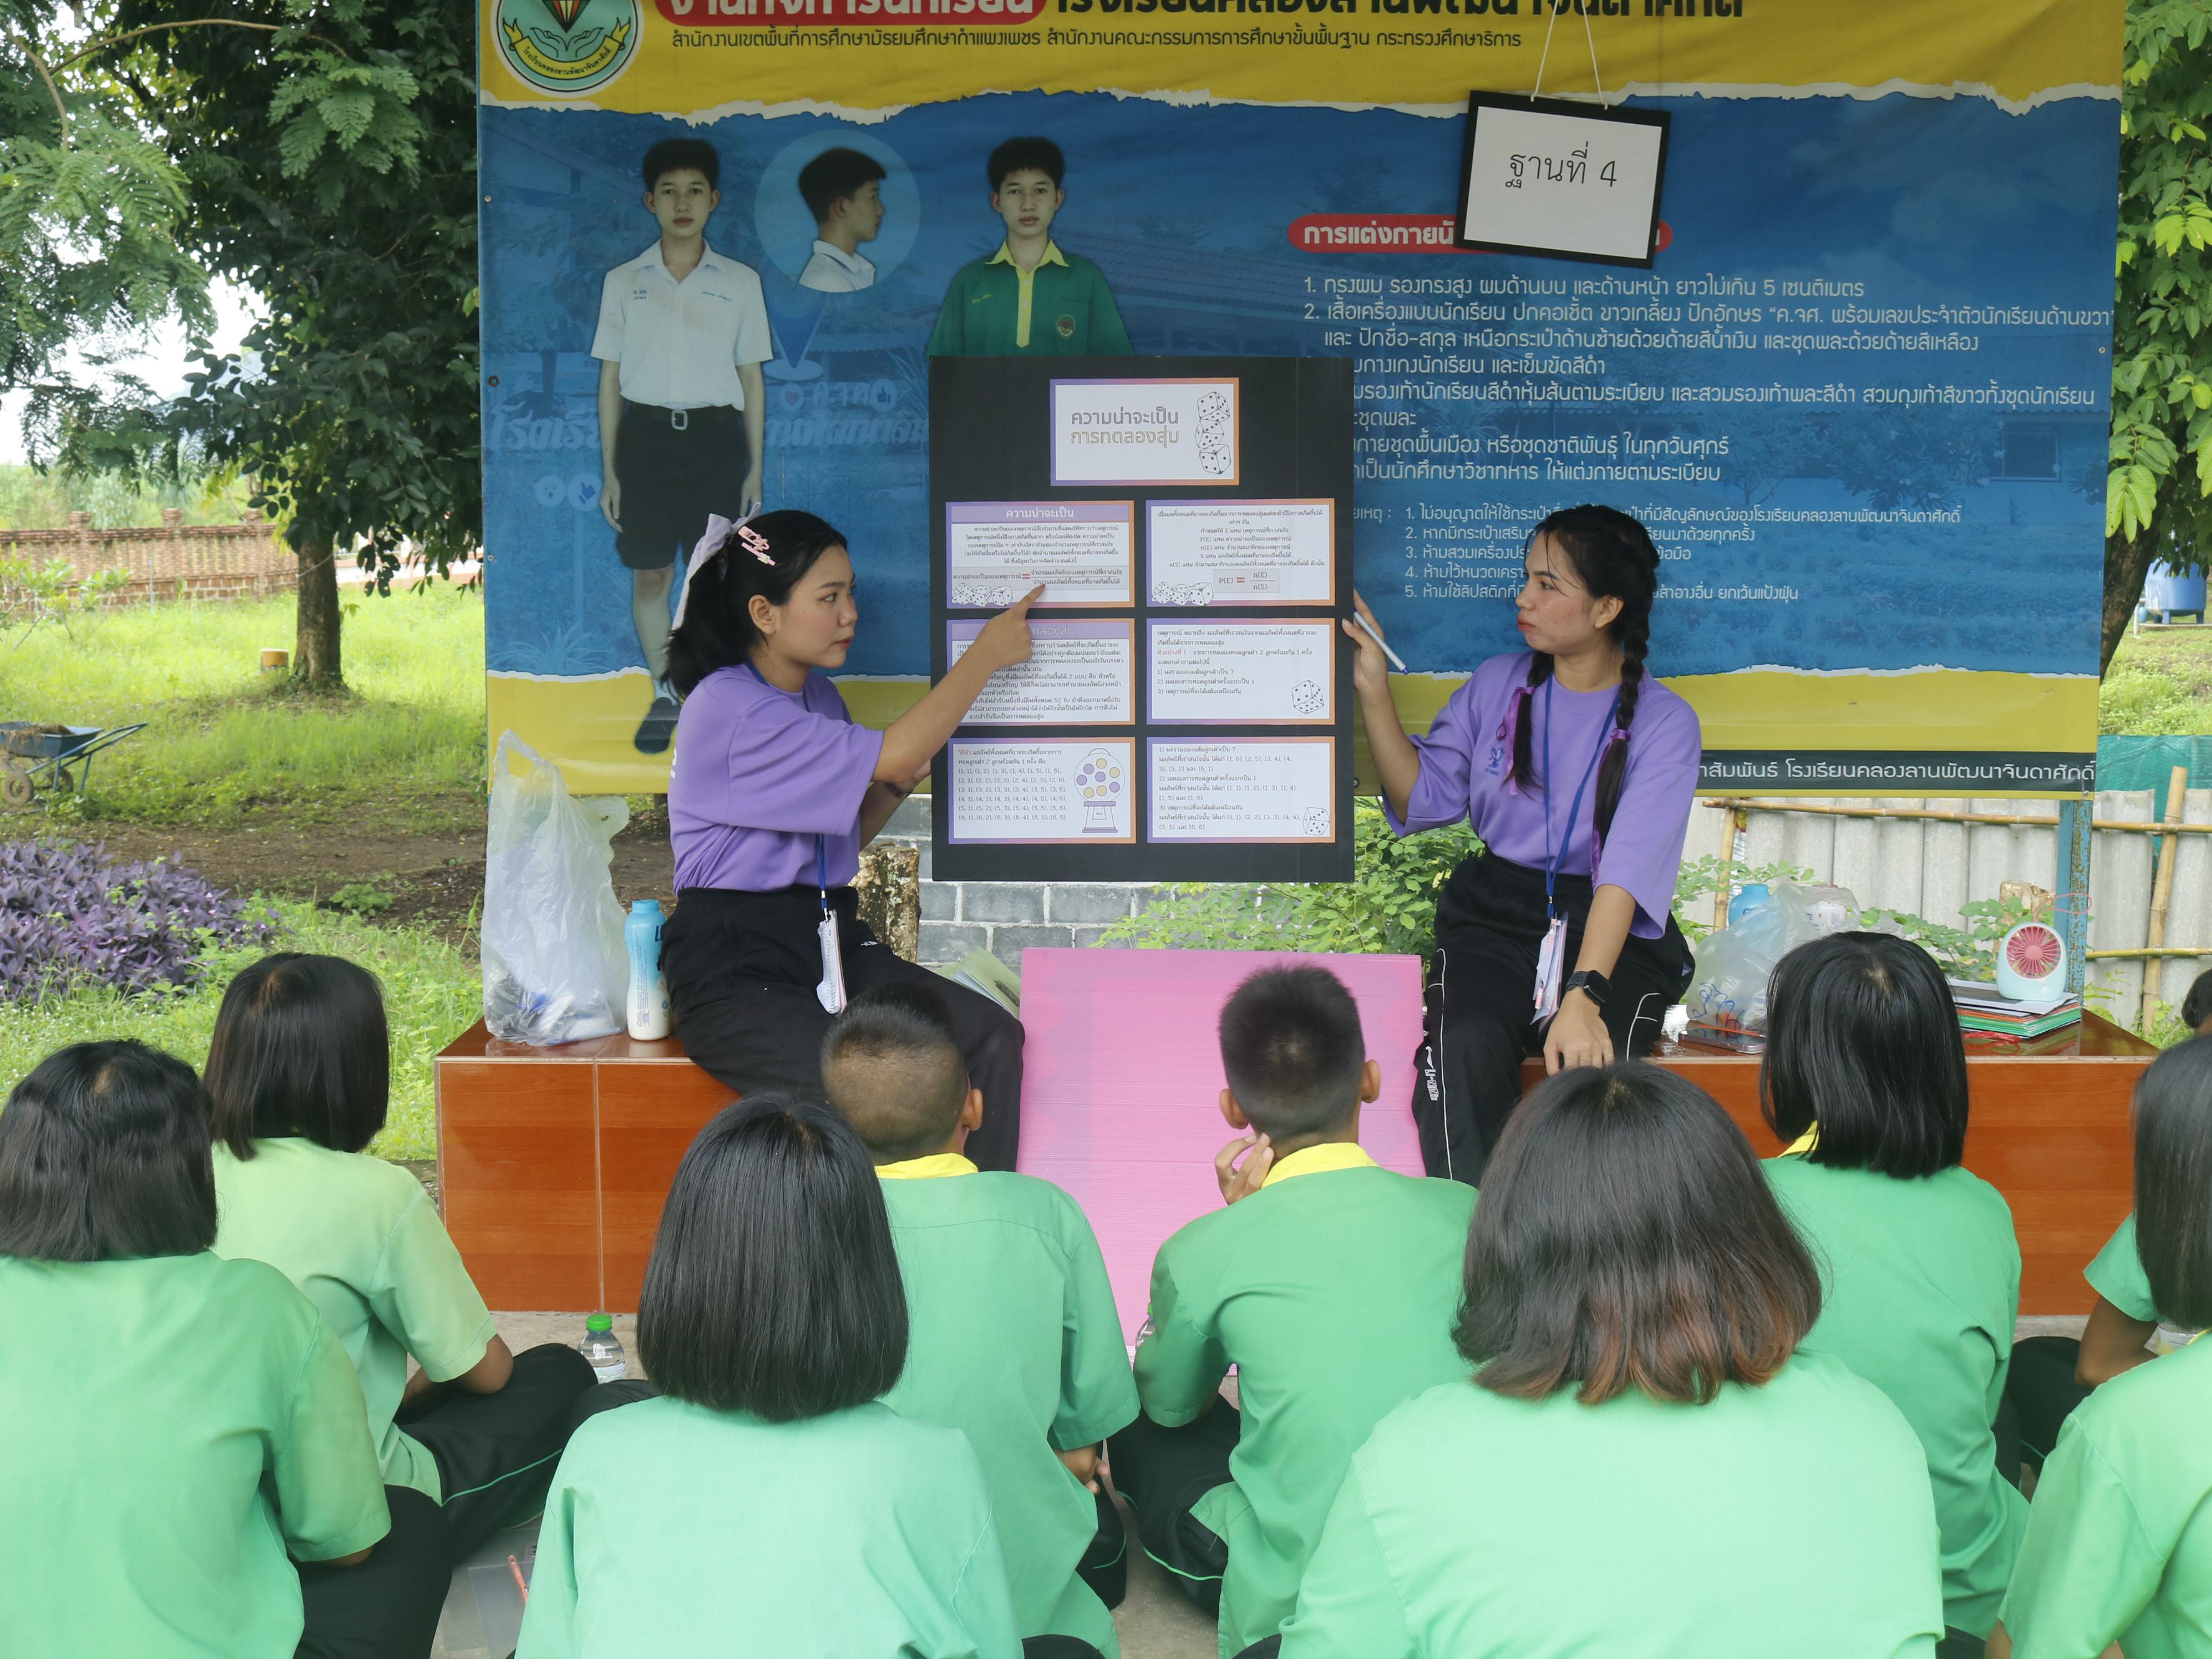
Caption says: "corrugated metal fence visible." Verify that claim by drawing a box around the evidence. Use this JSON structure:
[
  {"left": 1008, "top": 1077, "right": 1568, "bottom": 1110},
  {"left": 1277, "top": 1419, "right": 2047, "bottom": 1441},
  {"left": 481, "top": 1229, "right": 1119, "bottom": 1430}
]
[{"left": 1681, "top": 792, "right": 2210, "bottom": 1029}]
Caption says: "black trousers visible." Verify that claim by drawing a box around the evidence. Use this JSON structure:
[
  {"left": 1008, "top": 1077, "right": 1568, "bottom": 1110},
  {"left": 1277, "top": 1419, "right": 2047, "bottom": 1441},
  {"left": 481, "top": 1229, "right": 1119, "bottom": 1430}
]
[
  {"left": 1998, "top": 1336, "right": 2091, "bottom": 1477},
  {"left": 1415, "top": 854, "right": 1694, "bottom": 1184},
  {"left": 1106, "top": 1403, "right": 1241, "bottom": 1618},
  {"left": 295, "top": 1485, "right": 452, "bottom": 1659},
  {"left": 612, "top": 400, "right": 749, "bottom": 571},
  {"left": 397, "top": 1343, "right": 595, "bottom": 1561},
  {"left": 665, "top": 884, "right": 1025, "bottom": 1171}
]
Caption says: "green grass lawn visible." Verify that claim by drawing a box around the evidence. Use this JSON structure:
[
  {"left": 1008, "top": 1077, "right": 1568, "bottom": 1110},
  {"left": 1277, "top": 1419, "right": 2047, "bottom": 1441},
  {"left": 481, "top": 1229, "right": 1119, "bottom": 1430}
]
[
  {"left": 6, "top": 582, "right": 486, "bottom": 833},
  {"left": 0, "top": 900, "right": 474, "bottom": 1160},
  {"left": 2101, "top": 625, "right": 2212, "bottom": 736}
]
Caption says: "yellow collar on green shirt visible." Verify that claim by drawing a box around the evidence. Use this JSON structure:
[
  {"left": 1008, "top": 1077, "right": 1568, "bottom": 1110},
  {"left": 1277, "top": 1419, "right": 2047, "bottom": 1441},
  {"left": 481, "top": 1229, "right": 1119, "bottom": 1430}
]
[
  {"left": 1260, "top": 1141, "right": 1378, "bottom": 1188},
  {"left": 876, "top": 1153, "right": 978, "bottom": 1180},
  {"left": 987, "top": 239, "right": 1067, "bottom": 269},
  {"left": 1780, "top": 1126, "right": 1819, "bottom": 1158}
]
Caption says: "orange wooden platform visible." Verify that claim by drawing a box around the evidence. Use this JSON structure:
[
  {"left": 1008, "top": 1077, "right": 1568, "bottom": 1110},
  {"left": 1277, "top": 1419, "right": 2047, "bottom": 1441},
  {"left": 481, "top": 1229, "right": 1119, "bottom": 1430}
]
[{"left": 438, "top": 1013, "right": 2154, "bottom": 1316}]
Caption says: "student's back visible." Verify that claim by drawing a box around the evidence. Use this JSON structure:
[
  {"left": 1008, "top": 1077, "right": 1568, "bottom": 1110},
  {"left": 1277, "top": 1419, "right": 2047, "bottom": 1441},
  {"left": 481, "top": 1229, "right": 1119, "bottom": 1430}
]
[
  {"left": 880, "top": 1166, "right": 1137, "bottom": 1655},
  {"left": 1287, "top": 1354, "right": 1935, "bottom": 1659},
  {"left": 1138, "top": 1158, "right": 1475, "bottom": 1653},
  {"left": 523, "top": 1396, "right": 1014, "bottom": 1658},
  {"left": 1758, "top": 930, "right": 2025, "bottom": 1638}
]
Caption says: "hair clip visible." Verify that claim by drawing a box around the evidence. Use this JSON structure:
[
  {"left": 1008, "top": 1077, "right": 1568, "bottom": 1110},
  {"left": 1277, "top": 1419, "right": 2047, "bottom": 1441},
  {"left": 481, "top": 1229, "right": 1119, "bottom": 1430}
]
[{"left": 737, "top": 523, "right": 773, "bottom": 565}]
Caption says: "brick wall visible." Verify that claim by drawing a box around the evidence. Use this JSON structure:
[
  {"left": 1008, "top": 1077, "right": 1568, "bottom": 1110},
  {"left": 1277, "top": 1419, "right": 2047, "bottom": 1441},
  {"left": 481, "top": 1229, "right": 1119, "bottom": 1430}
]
[
  {"left": 1, "top": 510, "right": 296, "bottom": 603},
  {"left": 874, "top": 795, "right": 1153, "bottom": 969}
]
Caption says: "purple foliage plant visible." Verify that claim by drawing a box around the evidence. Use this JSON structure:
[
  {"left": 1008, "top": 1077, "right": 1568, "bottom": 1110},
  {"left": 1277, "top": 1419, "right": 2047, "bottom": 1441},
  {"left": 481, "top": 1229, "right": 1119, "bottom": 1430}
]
[{"left": 0, "top": 839, "right": 281, "bottom": 1003}]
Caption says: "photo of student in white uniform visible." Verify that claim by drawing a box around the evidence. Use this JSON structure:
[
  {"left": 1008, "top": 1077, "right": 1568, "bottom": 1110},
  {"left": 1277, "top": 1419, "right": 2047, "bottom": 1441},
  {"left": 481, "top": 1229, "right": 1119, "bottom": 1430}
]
[
  {"left": 593, "top": 136, "right": 773, "bottom": 755},
  {"left": 797, "top": 148, "right": 886, "bottom": 294}
]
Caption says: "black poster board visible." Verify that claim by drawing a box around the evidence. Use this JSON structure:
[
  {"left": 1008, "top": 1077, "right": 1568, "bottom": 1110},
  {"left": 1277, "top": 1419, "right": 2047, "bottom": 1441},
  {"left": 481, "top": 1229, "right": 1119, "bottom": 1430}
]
[{"left": 929, "top": 355, "right": 1354, "bottom": 884}]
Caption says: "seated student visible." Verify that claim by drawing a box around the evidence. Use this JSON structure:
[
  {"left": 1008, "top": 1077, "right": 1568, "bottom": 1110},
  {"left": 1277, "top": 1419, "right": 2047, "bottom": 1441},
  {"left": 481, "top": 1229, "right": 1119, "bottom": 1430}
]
[
  {"left": 0, "top": 1041, "right": 450, "bottom": 1659},
  {"left": 206, "top": 953, "right": 595, "bottom": 1561},
  {"left": 797, "top": 146, "right": 886, "bottom": 293},
  {"left": 1108, "top": 965, "right": 1477, "bottom": 1659},
  {"left": 822, "top": 983, "right": 1140, "bottom": 1657},
  {"left": 1990, "top": 1036, "right": 2212, "bottom": 1659},
  {"left": 1761, "top": 932, "right": 2025, "bottom": 1651},
  {"left": 516, "top": 1092, "right": 1100, "bottom": 1659},
  {"left": 1276, "top": 1062, "right": 1945, "bottom": 1659},
  {"left": 1998, "top": 966, "right": 2212, "bottom": 1475}
]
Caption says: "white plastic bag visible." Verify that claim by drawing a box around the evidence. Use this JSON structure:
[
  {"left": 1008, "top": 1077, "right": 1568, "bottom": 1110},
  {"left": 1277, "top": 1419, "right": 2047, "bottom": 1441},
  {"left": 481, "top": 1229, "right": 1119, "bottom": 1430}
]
[
  {"left": 481, "top": 731, "right": 630, "bottom": 1046},
  {"left": 1684, "top": 882, "right": 1861, "bottom": 1034}
]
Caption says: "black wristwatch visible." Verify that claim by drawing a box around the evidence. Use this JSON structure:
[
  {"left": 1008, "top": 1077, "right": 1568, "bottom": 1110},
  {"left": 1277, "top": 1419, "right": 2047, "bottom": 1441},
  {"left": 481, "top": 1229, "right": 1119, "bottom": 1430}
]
[{"left": 1562, "top": 970, "right": 1612, "bottom": 1008}]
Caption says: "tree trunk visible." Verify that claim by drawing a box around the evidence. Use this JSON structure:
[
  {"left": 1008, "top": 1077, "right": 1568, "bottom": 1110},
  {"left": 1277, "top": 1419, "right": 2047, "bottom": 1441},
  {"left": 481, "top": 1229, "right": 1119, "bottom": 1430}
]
[
  {"left": 2101, "top": 509, "right": 2167, "bottom": 676},
  {"left": 293, "top": 539, "right": 344, "bottom": 690}
]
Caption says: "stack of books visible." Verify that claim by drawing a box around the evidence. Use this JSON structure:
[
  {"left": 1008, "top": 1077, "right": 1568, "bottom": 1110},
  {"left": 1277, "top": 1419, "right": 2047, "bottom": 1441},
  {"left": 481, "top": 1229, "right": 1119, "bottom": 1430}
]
[{"left": 1947, "top": 978, "right": 2082, "bottom": 1049}]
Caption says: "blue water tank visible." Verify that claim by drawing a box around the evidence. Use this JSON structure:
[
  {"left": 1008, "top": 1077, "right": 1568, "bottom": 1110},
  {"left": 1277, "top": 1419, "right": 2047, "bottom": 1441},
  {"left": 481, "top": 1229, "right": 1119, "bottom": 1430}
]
[{"left": 2143, "top": 561, "right": 2207, "bottom": 618}]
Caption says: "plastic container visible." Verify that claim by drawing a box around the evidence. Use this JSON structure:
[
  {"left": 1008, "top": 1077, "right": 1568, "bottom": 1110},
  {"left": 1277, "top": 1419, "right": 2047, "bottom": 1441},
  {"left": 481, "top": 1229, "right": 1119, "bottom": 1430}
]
[
  {"left": 2143, "top": 562, "right": 2207, "bottom": 621},
  {"left": 581, "top": 1313, "right": 626, "bottom": 1382},
  {"left": 1727, "top": 883, "right": 1770, "bottom": 927},
  {"left": 625, "top": 899, "right": 671, "bottom": 1041}
]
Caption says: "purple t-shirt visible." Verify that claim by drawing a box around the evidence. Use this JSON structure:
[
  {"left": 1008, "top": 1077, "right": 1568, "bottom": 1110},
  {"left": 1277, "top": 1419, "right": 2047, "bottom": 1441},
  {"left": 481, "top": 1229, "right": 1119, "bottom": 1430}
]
[
  {"left": 1389, "top": 650, "right": 1701, "bottom": 938},
  {"left": 668, "top": 666, "right": 884, "bottom": 892}
]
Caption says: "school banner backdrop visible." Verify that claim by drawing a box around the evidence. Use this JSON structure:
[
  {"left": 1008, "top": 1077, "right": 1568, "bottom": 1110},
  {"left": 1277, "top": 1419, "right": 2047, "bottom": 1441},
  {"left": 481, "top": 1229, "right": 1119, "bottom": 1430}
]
[{"left": 477, "top": 0, "right": 2122, "bottom": 798}]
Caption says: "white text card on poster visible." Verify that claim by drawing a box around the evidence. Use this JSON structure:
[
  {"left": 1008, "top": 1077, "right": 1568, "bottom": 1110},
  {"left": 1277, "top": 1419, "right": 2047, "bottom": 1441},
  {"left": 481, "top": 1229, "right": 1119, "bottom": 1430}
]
[
  {"left": 1459, "top": 101, "right": 1666, "bottom": 263},
  {"left": 950, "top": 620, "right": 1135, "bottom": 726},
  {"left": 1147, "top": 499, "right": 1333, "bottom": 607},
  {"left": 1148, "top": 620, "right": 1335, "bottom": 724},
  {"left": 1148, "top": 739, "right": 1335, "bottom": 843},
  {"left": 946, "top": 501, "right": 1134, "bottom": 607},
  {"left": 1049, "top": 378, "right": 1240, "bottom": 487},
  {"left": 949, "top": 739, "right": 1135, "bottom": 844}
]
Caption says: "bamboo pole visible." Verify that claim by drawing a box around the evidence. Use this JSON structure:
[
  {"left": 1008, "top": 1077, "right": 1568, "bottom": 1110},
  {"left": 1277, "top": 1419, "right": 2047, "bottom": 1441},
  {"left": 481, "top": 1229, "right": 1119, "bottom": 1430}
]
[
  {"left": 2144, "top": 766, "right": 2191, "bottom": 1006},
  {"left": 1713, "top": 804, "right": 1743, "bottom": 933},
  {"left": 2087, "top": 947, "right": 2212, "bottom": 960},
  {"left": 1703, "top": 797, "right": 2212, "bottom": 836}
]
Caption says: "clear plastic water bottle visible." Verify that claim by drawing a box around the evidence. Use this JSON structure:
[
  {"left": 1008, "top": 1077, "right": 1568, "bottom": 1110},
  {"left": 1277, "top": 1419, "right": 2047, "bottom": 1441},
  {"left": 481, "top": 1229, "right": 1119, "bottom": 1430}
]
[
  {"left": 581, "top": 1313, "right": 627, "bottom": 1382},
  {"left": 625, "top": 899, "right": 671, "bottom": 1041}
]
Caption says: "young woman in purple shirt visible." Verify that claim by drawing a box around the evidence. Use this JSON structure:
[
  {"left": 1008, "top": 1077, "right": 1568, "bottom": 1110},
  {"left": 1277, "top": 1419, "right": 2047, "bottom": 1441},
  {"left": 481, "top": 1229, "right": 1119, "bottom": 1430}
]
[
  {"left": 659, "top": 509, "right": 1039, "bottom": 1169},
  {"left": 1345, "top": 504, "right": 1701, "bottom": 1183}
]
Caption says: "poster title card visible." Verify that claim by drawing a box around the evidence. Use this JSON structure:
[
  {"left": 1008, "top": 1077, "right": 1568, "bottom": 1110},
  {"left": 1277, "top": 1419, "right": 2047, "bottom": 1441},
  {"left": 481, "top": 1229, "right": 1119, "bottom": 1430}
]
[{"left": 1049, "top": 377, "right": 1241, "bottom": 487}]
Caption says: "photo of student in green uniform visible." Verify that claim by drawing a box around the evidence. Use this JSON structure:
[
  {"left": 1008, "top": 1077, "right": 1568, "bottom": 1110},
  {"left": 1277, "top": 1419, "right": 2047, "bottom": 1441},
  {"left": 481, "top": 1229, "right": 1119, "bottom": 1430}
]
[
  {"left": 1108, "top": 965, "right": 1476, "bottom": 1659},
  {"left": 926, "top": 137, "right": 1132, "bottom": 357},
  {"left": 0, "top": 1041, "right": 451, "bottom": 1659},
  {"left": 205, "top": 953, "right": 599, "bottom": 1563},
  {"left": 1759, "top": 932, "right": 2027, "bottom": 1647},
  {"left": 516, "top": 1091, "right": 1105, "bottom": 1659},
  {"left": 1277, "top": 1063, "right": 1946, "bottom": 1659},
  {"left": 823, "top": 983, "right": 1139, "bottom": 1657},
  {"left": 1992, "top": 1037, "right": 2212, "bottom": 1659}
]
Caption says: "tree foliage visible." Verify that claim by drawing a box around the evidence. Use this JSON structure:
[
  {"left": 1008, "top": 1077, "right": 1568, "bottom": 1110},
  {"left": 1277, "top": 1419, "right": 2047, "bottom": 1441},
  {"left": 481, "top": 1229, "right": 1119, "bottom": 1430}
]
[{"left": 2105, "top": 0, "right": 2212, "bottom": 668}]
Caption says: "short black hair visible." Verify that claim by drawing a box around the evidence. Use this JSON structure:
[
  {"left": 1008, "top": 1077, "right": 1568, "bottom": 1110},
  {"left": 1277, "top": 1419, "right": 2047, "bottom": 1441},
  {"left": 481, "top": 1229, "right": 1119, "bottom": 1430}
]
[
  {"left": 2132, "top": 1036, "right": 2212, "bottom": 1330},
  {"left": 1761, "top": 932, "right": 1968, "bottom": 1178},
  {"left": 821, "top": 983, "right": 970, "bottom": 1163},
  {"left": 1457, "top": 1063, "right": 1821, "bottom": 1406},
  {"left": 638, "top": 1091, "right": 907, "bottom": 1420},
  {"left": 205, "top": 953, "right": 390, "bottom": 1160},
  {"left": 0, "top": 1040, "right": 218, "bottom": 1262},
  {"left": 1217, "top": 965, "right": 1366, "bottom": 1141},
  {"left": 643, "top": 137, "right": 719, "bottom": 193},
  {"left": 2183, "top": 969, "right": 2212, "bottom": 1034},
  {"left": 798, "top": 146, "right": 886, "bottom": 225},
  {"left": 988, "top": 136, "right": 1065, "bottom": 192},
  {"left": 665, "top": 509, "right": 848, "bottom": 699}
]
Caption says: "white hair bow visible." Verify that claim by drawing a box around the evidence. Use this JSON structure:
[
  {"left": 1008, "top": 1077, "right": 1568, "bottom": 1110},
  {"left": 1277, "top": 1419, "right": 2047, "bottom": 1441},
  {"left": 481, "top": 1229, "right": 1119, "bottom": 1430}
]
[{"left": 670, "top": 513, "right": 770, "bottom": 631}]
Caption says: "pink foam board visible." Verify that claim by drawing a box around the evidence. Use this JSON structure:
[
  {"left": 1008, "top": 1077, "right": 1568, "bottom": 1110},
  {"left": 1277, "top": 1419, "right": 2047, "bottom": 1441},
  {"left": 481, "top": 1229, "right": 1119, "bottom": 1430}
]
[{"left": 1016, "top": 947, "right": 1429, "bottom": 1341}]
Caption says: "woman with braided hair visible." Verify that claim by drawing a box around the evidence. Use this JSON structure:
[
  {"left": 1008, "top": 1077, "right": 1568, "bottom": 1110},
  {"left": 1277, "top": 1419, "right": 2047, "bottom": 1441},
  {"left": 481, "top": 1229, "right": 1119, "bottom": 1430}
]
[{"left": 1346, "top": 504, "right": 1701, "bottom": 1184}]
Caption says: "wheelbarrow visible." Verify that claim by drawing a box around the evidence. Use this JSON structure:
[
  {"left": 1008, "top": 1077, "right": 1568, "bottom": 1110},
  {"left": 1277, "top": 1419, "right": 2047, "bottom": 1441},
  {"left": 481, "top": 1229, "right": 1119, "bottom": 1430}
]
[{"left": 0, "top": 722, "right": 148, "bottom": 808}]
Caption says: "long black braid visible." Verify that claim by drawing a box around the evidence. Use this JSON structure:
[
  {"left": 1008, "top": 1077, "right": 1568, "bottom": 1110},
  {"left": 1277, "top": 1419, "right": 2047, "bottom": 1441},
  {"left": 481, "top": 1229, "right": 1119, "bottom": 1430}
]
[{"left": 1506, "top": 505, "right": 1662, "bottom": 847}]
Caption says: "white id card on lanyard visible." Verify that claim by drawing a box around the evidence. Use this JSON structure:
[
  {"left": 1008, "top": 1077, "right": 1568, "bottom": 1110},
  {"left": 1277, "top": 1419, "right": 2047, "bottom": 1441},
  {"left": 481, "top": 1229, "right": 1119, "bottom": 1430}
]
[
  {"left": 1534, "top": 680, "right": 1621, "bottom": 1025},
  {"left": 813, "top": 838, "right": 847, "bottom": 1014}
]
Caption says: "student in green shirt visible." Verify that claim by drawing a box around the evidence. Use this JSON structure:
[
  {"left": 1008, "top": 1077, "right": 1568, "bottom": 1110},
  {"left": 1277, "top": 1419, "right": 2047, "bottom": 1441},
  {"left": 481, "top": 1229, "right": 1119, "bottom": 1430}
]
[
  {"left": 1108, "top": 965, "right": 1477, "bottom": 1659},
  {"left": 1276, "top": 1062, "right": 1945, "bottom": 1659},
  {"left": 1992, "top": 1036, "right": 2212, "bottom": 1659},
  {"left": 1759, "top": 932, "right": 2027, "bottom": 1647},
  {"left": 926, "top": 136, "right": 1132, "bottom": 357},
  {"left": 823, "top": 983, "right": 1140, "bottom": 1657},
  {"left": 206, "top": 953, "right": 598, "bottom": 1561},
  {"left": 0, "top": 1040, "right": 450, "bottom": 1659},
  {"left": 517, "top": 1090, "right": 1103, "bottom": 1659}
]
